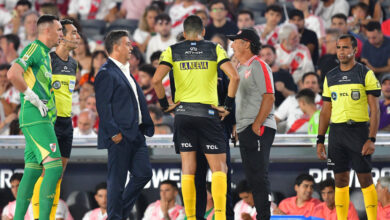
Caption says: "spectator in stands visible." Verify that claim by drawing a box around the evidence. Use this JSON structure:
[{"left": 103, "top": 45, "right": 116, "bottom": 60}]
[
  {"left": 376, "top": 176, "right": 390, "bottom": 219},
  {"left": 38, "top": 3, "right": 60, "bottom": 17},
  {"left": 259, "top": 45, "right": 296, "bottom": 107},
  {"left": 379, "top": 74, "right": 390, "bottom": 132},
  {"left": 194, "top": 10, "right": 209, "bottom": 28},
  {"left": 73, "top": 108, "right": 97, "bottom": 137},
  {"left": 314, "top": 0, "right": 349, "bottom": 28},
  {"left": 348, "top": 2, "right": 370, "bottom": 35},
  {"left": 0, "top": 34, "right": 19, "bottom": 64},
  {"left": 120, "top": 0, "right": 152, "bottom": 20},
  {"left": 150, "top": 51, "right": 162, "bottom": 68},
  {"left": 292, "top": 0, "right": 325, "bottom": 43},
  {"left": 288, "top": 9, "right": 319, "bottom": 66},
  {"left": 82, "top": 182, "right": 107, "bottom": 220},
  {"left": 0, "top": 63, "right": 20, "bottom": 116},
  {"left": 275, "top": 72, "right": 322, "bottom": 134},
  {"left": 317, "top": 28, "right": 340, "bottom": 84},
  {"left": 129, "top": 46, "right": 144, "bottom": 82},
  {"left": 139, "top": 64, "right": 158, "bottom": 105},
  {"left": 67, "top": 0, "right": 117, "bottom": 23},
  {"left": 254, "top": 4, "right": 282, "bottom": 46},
  {"left": 204, "top": 0, "right": 238, "bottom": 40},
  {"left": 2, "top": 173, "right": 73, "bottom": 220},
  {"left": 133, "top": 5, "right": 160, "bottom": 53},
  {"left": 296, "top": 88, "right": 327, "bottom": 135},
  {"left": 19, "top": 10, "right": 38, "bottom": 50},
  {"left": 312, "top": 178, "right": 359, "bottom": 220},
  {"left": 361, "top": 21, "right": 390, "bottom": 78},
  {"left": 330, "top": 13, "right": 363, "bottom": 58},
  {"left": 145, "top": 13, "right": 177, "bottom": 64},
  {"left": 361, "top": 0, "right": 383, "bottom": 22},
  {"left": 169, "top": 0, "right": 206, "bottom": 38},
  {"left": 79, "top": 50, "right": 108, "bottom": 86},
  {"left": 275, "top": 173, "right": 321, "bottom": 217},
  {"left": 275, "top": 23, "right": 314, "bottom": 84},
  {"left": 73, "top": 34, "right": 92, "bottom": 76},
  {"left": 211, "top": 33, "right": 228, "bottom": 51},
  {"left": 237, "top": 10, "right": 255, "bottom": 30},
  {"left": 78, "top": 81, "right": 95, "bottom": 111},
  {"left": 142, "top": 180, "right": 185, "bottom": 220},
  {"left": 5, "top": 0, "right": 31, "bottom": 35}
]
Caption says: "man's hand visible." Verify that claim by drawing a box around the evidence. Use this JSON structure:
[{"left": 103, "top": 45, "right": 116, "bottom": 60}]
[
  {"left": 316, "top": 143, "right": 327, "bottom": 160},
  {"left": 272, "top": 207, "right": 286, "bottom": 215},
  {"left": 211, "top": 105, "right": 230, "bottom": 120},
  {"left": 361, "top": 58, "right": 375, "bottom": 71},
  {"left": 112, "top": 132, "right": 123, "bottom": 144},
  {"left": 164, "top": 102, "right": 181, "bottom": 113},
  {"left": 362, "top": 140, "right": 375, "bottom": 155},
  {"left": 241, "top": 213, "right": 252, "bottom": 220},
  {"left": 160, "top": 199, "right": 170, "bottom": 219},
  {"left": 23, "top": 88, "right": 48, "bottom": 117},
  {"left": 4, "top": 113, "right": 17, "bottom": 124},
  {"left": 275, "top": 81, "right": 286, "bottom": 93},
  {"left": 251, "top": 122, "right": 262, "bottom": 136}
]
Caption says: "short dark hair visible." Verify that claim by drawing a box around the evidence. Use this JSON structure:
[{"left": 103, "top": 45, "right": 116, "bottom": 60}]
[
  {"left": 155, "top": 13, "right": 171, "bottom": 23},
  {"left": 160, "top": 180, "right": 178, "bottom": 190},
  {"left": 208, "top": 0, "right": 228, "bottom": 10},
  {"left": 302, "top": 72, "right": 320, "bottom": 84},
  {"left": 95, "top": 182, "right": 107, "bottom": 194},
  {"left": 211, "top": 33, "right": 228, "bottom": 50},
  {"left": 148, "top": 104, "right": 163, "bottom": 121},
  {"left": 295, "top": 173, "right": 315, "bottom": 186},
  {"left": 60, "top": 19, "right": 74, "bottom": 36},
  {"left": 16, "top": 0, "right": 32, "bottom": 9},
  {"left": 261, "top": 45, "right": 276, "bottom": 54},
  {"left": 37, "top": 14, "right": 59, "bottom": 27},
  {"left": 139, "top": 64, "right": 156, "bottom": 78},
  {"left": 104, "top": 30, "right": 129, "bottom": 54},
  {"left": 238, "top": 9, "right": 254, "bottom": 20},
  {"left": 366, "top": 21, "right": 382, "bottom": 32},
  {"left": 296, "top": 88, "right": 315, "bottom": 105},
  {"left": 289, "top": 9, "right": 304, "bottom": 20},
  {"left": 331, "top": 13, "right": 347, "bottom": 22},
  {"left": 319, "top": 178, "right": 335, "bottom": 192},
  {"left": 10, "top": 173, "right": 23, "bottom": 182},
  {"left": 1, "top": 34, "right": 20, "bottom": 51},
  {"left": 131, "top": 46, "right": 144, "bottom": 64},
  {"left": 183, "top": 15, "right": 203, "bottom": 35},
  {"left": 265, "top": 4, "right": 283, "bottom": 15},
  {"left": 0, "top": 63, "right": 11, "bottom": 71},
  {"left": 150, "top": 50, "right": 162, "bottom": 63},
  {"left": 352, "top": 2, "right": 369, "bottom": 14},
  {"left": 337, "top": 34, "right": 358, "bottom": 48},
  {"left": 236, "top": 179, "right": 252, "bottom": 194}
]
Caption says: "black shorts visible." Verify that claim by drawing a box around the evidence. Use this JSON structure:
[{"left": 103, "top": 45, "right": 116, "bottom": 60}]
[
  {"left": 328, "top": 123, "right": 372, "bottom": 174},
  {"left": 54, "top": 116, "right": 74, "bottom": 158},
  {"left": 174, "top": 114, "right": 226, "bottom": 154}
]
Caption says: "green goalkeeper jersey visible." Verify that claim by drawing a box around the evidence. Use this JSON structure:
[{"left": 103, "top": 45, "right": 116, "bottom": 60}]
[{"left": 15, "top": 40, "right": 56, "bottom": 127}]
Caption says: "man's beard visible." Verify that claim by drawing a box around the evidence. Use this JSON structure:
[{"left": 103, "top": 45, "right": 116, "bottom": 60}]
[{"left": 142, "top": 85, "right": 150, "bottom": 90}]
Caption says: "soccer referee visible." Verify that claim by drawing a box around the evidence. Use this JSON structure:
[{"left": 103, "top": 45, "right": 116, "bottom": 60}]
[
  {"left": 317, "top": 34, "right": 381, "bottom": 220},
  {"left": 152, "top": 15, "right": 239, "bottom": 220}
]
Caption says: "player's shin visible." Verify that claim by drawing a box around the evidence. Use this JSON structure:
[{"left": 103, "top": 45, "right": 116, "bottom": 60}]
[
  {"left": 182, "top": 174, "right": 196, "bottom": 219},
  {"left": 212, "top": 171, "right": 227, "bottom": 220},
  {"left": 362, "top": 184, "right": 378, "bottom": 220},
  {"left": 335, "top": 186, "right": 349, "bottom": 220},
  {"left": 39, "top": 160, "right": 62, "bottom": 220}
]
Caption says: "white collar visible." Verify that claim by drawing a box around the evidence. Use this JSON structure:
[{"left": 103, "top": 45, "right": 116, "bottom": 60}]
[{"left": 109, "top": 57, "right": 130, "bottom": 70}]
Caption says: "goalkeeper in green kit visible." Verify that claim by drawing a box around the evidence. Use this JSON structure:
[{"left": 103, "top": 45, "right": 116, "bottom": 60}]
[{"left": 6, "top": 15, "right": 63, "bottom": 220}]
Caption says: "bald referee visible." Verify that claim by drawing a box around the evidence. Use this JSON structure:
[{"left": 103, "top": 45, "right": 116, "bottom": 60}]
[{"left": 317, "top": 34, "right": 381, "bottom": 220}]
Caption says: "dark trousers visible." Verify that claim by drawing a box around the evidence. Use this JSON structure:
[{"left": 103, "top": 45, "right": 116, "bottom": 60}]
[
  {"left": 238, "top": 126, "right": 275, "bottom": 220},
  {"left": 195, "top": 129, "right": 234, "bottom": 220},
  {"left": 107, "top": 133, "right": 152, "bottom": 220}
]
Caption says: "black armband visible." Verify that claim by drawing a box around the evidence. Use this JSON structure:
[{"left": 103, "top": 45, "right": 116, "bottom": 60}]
[
  {"left": 317, "top": 135, "right": 325, "bottom": 145},
  {"left": 224, "top": 96, "right": 235, "bottom": 112},
  {"left": 158, "top": 97, "right": 169, "bottom": 111}
]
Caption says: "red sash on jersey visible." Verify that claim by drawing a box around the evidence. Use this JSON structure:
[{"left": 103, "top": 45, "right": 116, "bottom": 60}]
[
  {"left": 87, "top": 0, "right": 102, "bottom": 19},
  {"left": 171, "top": 8, "right": 197, "bottom": 28},
  {"left": 287, "top": 118, "right": 309, "bottom": 134}
]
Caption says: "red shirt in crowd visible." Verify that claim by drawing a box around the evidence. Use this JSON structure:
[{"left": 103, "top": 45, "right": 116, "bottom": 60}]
[
  {"left": 311, "top": 202, "right": 359, "bottom": 220},
  {"left": 278, "top": 196, "right": 321, "bottom": 217}
]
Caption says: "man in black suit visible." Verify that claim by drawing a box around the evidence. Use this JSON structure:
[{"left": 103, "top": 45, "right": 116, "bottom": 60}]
[{"left": 94, "top": 30, "right": 154, "bottom": 220}]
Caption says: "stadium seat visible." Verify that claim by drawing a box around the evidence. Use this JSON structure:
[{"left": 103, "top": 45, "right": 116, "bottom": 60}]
[
  {"left": 66, "top": 191, "right": 91, "bottom": 220},
  {"left": 80, "top": 19, "right": 106, "bottom": 41},
  {"left": 106, "top": 19, "right": 139, "bottom": 35}
]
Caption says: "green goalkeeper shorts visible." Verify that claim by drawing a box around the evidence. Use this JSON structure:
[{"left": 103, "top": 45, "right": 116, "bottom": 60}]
[{"left": 22, "top": 123, "right": 61, "bottom": 164}]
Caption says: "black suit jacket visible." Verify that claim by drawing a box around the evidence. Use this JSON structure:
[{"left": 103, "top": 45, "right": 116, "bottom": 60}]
[{"left": 94, "top": 59, "right": 154, "bottom": 149}]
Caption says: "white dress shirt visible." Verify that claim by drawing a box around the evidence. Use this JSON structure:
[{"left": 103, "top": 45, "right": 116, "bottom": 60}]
[{"left": 109, "top": 57, "right": 142, "bottom": 124}]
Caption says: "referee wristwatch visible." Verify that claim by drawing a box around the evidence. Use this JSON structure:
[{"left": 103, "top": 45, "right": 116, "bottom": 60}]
[{"left": 368, "top": 137, "right": 376, "bottom": 143}]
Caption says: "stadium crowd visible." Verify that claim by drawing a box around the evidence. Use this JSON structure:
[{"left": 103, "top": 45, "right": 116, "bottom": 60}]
[{"left": 0, "top": 0, "right": 390, "bottom": 219}]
